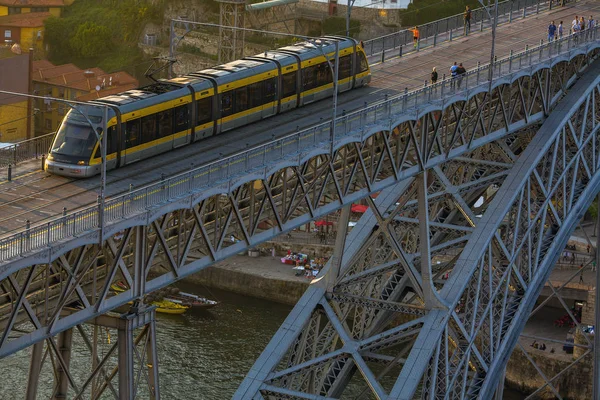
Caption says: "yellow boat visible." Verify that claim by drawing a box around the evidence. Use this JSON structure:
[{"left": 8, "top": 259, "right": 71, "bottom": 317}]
[{"left": 151, "top": 300, "right": 189, "bottom": 315}]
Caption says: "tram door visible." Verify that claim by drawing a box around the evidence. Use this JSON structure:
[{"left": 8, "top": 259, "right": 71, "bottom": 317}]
[
  {"left": 262, "top": 77, "right": 277, "bottom": 118},
  {"left": 173, "top": 103, "right": 191, "bottom": 148}
]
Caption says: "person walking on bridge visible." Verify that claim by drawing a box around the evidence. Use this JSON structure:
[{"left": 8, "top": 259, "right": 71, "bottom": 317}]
[
  {"left": 450, "top": 62, "right": 458, "bottom": 89},
  {"left": 558, "top": 21, "right": 564, "bottom": 38},
  {"left": 456, "top": 63, "right": 466, "bottom": 89},
  {"left": 548, "top": 21, "right": 557, "bottom": 42},
  {"left": 431, "top": 67, "right": 438, "bottom": 84},
  {"left": 464, "top": 6, "right": 472, "bottom": 36},
  {"left": 412, "top": 26, "right": 420, "bottom": 48}
]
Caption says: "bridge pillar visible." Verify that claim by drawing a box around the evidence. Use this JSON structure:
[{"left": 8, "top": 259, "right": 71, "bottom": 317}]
[
  {"left": 25, "top": 341, "right": 44, "bottom": 400},
  {"left": 116, "top": 306, "right": 160, "bottom": 400},
  {"left": 53, "top": 327, "right": 74, "bottom": 400},
  {"left": 594, "top": 193, "right": 600, "bottom": 399}
]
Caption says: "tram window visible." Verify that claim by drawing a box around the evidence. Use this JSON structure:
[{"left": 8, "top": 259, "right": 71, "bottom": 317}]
[
  {"left": 302, "top": 65, "right": 317, "bottom": 91},
  {"left": 234, "top": 87, "right": 248, "bottom": 113},
  {"left": 316, "top": 62, "right": 332, "bottom": 87},
  {"left": 339, "top": 55, "right": 352, "bottom": 79},
  {"left": 125, "top": 119, "right": 141, "bottom": 148},
  {"left": 247, "top": 82, "right": 262, "bottom": 109},
  {"left": 197, "top": 97, "right": 212, "bottom": 125},
  {"left": 282, "top": 72, "right": 296, "bottom": 98},
  {"left": 221, "top": 92, "right": 233, "bottom": 118},
  {"left": 264, "top": 78, "right": 277, "bottom": 103},
  {"left": 157, "top": 110, "right": 172, "bottom": 138},
  {"left": 173, "top": 105, "right": 189, "bottom": 132},
  {"left": 141, "top": 114, "right": 157, "bottom": 144},
  {"left": 359, "top": 51, "right": 369, "bottom": 72}
]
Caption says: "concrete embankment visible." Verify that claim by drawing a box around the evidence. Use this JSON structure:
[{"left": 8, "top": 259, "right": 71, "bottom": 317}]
[{"left": 182, "top": 254, "right": 312, "bottom": 305}]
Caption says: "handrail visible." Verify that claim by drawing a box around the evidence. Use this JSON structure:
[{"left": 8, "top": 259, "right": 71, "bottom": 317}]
[
  {"left": 0, "top": 27, "right": 598, "bottom": 264},
  {"left": 0, "top": 132, "right": 55, "bottom": 169},
  {"left": 363, "top": 0, "right": 557, "bottom": 64}
]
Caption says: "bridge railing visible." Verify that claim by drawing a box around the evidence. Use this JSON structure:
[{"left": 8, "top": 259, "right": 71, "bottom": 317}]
[
  {"left": 364, "top": 0, "right": 554, "bottom": 64},
  {"left": 0, "top": 26, "right": 598, "bottom": 265},
  {"left": 0, "top": 132, "right": 54, "bottom": 169}
]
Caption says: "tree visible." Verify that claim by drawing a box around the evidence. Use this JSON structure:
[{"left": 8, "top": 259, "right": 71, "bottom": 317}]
[
  {"left": 44, "top": 16, "right": 75, "bottom": 62},
  {"left": 69, "top": 22, "right": 112, "bottom": 59}
]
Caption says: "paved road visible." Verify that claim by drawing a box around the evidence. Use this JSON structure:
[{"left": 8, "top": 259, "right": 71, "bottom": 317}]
[{"left": 0, "top": 0, "right": 597, "bottom": 237}]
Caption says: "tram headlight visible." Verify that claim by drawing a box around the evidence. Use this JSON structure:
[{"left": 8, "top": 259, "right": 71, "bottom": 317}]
[
  {"left": 46, "top": 154, "right": 54, "bottom": 161},
  {"left": 77, "top": 160, "right": 86, "bottom": 165}
]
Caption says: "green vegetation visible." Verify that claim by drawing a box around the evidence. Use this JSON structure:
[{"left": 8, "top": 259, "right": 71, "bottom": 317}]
[
  {"left": 398, "top": 0, "right": 483, "bottom": 26},
  {"left": 44, "top": 0, "right": 165, "bottom": 77},
  {"left": 179, "top": 43, "right": 218, "bottom": 61},
  {"left": 322, "top": 17, "right": 360, "bottom": 38}
]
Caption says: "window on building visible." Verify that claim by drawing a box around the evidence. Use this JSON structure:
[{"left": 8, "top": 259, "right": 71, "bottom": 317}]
[
  {"left": 57, "top": 104, "right": 65, "bottom": 115},
  {"left": 7, "top": 7, "right": 21, "bottom": 15},
  {"left": 4, "top": 30, "right": 12, "bottom": 39},
  {"left": 45, "top": 119, "right": 52, "bottom": 130},
  {"left": 31, "top": 7, "right": 49, "bottom": 12}
]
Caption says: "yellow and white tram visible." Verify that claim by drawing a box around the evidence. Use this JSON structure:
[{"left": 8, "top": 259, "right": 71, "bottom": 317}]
[{"left": 45, "top": 36, "right": 371, "bottom": 177}]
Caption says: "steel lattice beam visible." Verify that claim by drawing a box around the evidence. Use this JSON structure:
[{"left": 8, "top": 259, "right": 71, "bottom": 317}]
[{"left": 235, "top": 59, "right": 600, "bottom": 399}]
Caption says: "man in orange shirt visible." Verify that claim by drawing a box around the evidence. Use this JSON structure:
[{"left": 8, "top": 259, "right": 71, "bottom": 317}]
[{"left": 412, "top": 26, "right": 420, "bottom": 48}]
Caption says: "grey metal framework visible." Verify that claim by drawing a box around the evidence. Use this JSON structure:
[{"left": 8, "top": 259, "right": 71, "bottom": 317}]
[
  {"left": 217, "top": 0, "right": 246, "bottom": 64},
  {"left": 0, "top": 33, "right": 596, "bottom": 367},
  {"left": 236, "top": 55, "right": 600, "bottom": 399},
  {"left": 25, "top": 306, "right": 160, "bottom": 400},
  {"left": 363, "top": 0, "right": 561, "bottom": 64}
]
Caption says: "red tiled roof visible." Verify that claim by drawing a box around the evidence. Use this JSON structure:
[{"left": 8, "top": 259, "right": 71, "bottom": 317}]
[
  {"left": 0, "top": 11, "right": 51, "bottom": 27},
  {"left": 32, "top": 61, "right": 80, "bottom": 80},
  {"left": 31, "top": 59, "right": 53, "bottom": 71},
  {"left": 33, "top": 60, "right": 139, "bottom": 96},
  {"left": 0, "top": 0, "right": 65, "bottom": 7}
]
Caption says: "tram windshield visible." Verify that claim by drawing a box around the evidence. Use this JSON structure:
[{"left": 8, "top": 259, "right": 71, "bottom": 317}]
[{"left": 51, "top": 114, "right": 100, "bottom": 157}]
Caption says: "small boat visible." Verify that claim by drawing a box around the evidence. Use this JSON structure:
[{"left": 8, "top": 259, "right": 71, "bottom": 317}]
[
  {"left": 109, "top": 282, "right": 217, "bottom": 312},
  {"left": 151, "top": 300, "right": 189, "bottom": 315},
  {"left": 164, "top": 291, "right": 219, "bottom": 309},
  {"left": 110, "top": 282, "right": 128, "bottom": 293}
]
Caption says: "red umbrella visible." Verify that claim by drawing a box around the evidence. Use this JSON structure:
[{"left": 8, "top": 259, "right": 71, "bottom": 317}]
[
  {"left": 351, "top": 204, "right": 368, "bottom": 213},
  {"left": 315, "top": 220, "right": 334, "bottom": 227}
]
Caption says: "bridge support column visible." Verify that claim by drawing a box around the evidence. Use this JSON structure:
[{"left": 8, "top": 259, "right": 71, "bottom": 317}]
[
  {"left": 25, "top": 341, "right": 44, "bottom": 400},
  {"left": 594, "top": 193, "right": 600, "bottom": 399},
  {"left": 116, "top": 306, "right": 160, "bottom": 400},
  {"left": 53, "top": 328, "right": 74, "bottom": 400}
]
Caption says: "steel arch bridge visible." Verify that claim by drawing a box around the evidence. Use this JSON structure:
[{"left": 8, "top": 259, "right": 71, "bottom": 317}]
[
  {"left": 0, "top": 43, "right": 599, "bottom": 397},
  {"left": 234, "top": 59, "right": 600, "bottom": 398}
]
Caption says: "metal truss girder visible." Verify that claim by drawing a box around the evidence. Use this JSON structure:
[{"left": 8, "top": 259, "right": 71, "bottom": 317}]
[{"left": 394, "top": 60, "right": 600, "bottom": 399}]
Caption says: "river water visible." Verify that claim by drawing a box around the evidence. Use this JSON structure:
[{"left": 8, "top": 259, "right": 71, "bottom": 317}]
[{"left": 0, "top": 283, "right": 525, "bottom": 399}]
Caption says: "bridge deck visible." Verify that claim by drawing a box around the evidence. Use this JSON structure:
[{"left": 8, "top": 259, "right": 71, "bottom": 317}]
[{"left": 0, "top": 0, "right": 597, "bottom": 237}]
